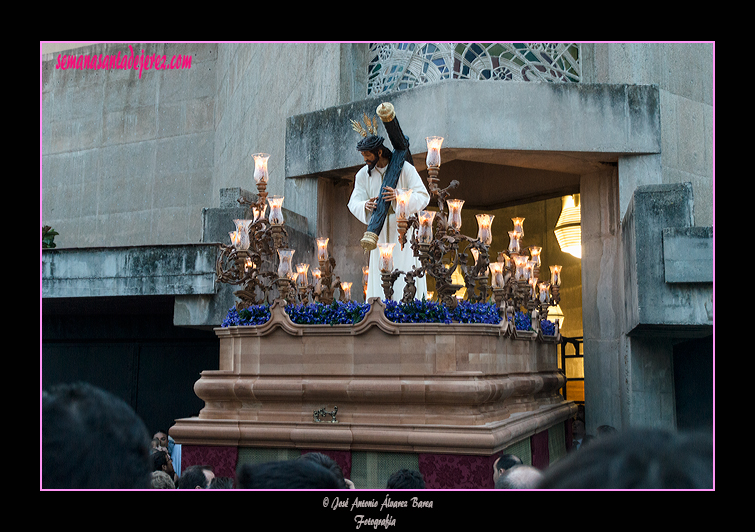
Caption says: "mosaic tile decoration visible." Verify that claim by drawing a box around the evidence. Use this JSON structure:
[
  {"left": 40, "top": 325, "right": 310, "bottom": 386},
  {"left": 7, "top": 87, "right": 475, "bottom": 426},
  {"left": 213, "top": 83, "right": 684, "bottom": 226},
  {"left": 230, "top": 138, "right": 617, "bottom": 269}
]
[{"left": 368, "top": 43, "right": 582, "bottom": 95}]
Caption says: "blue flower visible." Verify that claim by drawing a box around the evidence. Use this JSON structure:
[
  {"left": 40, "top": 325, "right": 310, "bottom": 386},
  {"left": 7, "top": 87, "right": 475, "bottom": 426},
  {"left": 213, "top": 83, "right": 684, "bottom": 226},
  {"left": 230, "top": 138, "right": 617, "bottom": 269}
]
[
  {"left": 450, "top": 300, "right": 502, "bottom": 324},
  {"left": 223, "top": 299, "right": 508, "bottom": 327},
  {"left": 383, "top": 299, "right": 501, "bottom": 325},
  {"left": 221, "top": 305, "right": 271, "bottom": 327},
  {"left": 284, "top": 301, "right": 369, "bottom": 326},
  {"left": 540, "top": 319, "right": 556, "bottom": 336},
  {"left": 514, "top": 311, "right": 532, "bottom": 331}
]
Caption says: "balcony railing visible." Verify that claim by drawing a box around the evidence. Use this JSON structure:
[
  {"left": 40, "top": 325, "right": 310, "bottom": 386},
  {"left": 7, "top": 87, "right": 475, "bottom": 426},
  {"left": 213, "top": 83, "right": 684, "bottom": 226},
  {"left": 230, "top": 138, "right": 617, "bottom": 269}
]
[{"left": 367, "top": 43, "right": 581, "bottom": 95}]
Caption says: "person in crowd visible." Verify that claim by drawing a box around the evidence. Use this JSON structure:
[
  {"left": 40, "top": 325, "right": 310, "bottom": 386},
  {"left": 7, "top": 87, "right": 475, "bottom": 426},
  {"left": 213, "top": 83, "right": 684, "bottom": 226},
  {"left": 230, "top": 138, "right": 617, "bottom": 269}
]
[
  {"left": 209, "top": 476, "right": 235, "bottom": 489},
  {"left": 298, "top": 452, "right": 352, "bottom": 488},
  {"left": 386, "top": 468, "right": 425, "bottom": 489},
  {"left": 571, "top": 418, "right": 593, "bottom": 450},
  {"left": 150, "top": 449, "right": 176, "bottom": 484},
  {"left": 42, "top": 381, "right": 152, "bottom": 489},
  {"left": 153, "top": 431, "right": 169, "bottom": 450},
  {"left": 167, "top": 435, "right": 182, "bottom": 477},
  {"left": 178, "top": 465, "right": 215, "bottom": 489},
  {"left": 150, "top": 470, "right": 175, "bottom": 489},
  {"left": 494, "top": 465, "right": 543, "bottom": 489},
  {"left": 236, "top": 459, "right": 342, "bottom": 489},
  {"left": 152, "top": 430, "right": 181, "bottom": 476},
  {"left": 492, "top": 453, "right": 524, "bottom": 485},
  {"left": 596, "top": 424, "right": 618, "bottom": 438},
  {"left": 150, "top": 438, "right": 165, "bottom": 453},
  {"left": 538, "top": 427, "right": 713, "bottom": 489}
]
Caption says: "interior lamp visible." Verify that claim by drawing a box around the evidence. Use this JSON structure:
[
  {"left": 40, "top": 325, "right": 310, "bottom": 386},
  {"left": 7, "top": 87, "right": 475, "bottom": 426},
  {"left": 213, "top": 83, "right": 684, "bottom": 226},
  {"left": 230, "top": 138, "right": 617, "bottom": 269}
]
[{"left": 554, "top": 194, "right": 581, "bottom": 258}]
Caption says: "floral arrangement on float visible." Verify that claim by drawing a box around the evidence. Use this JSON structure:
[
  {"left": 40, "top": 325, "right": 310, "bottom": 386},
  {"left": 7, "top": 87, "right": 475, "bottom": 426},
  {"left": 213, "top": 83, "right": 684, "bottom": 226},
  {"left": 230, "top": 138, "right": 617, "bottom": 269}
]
[{"left": 221, "top": 297, "right": 560, "bottom": 342}]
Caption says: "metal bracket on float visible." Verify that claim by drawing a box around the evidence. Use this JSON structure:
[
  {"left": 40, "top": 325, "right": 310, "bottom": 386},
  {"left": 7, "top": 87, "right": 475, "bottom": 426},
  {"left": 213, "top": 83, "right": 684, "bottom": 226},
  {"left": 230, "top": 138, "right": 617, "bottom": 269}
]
[{"left": 313, "top": 406, "right": 338, "bottom": 423}]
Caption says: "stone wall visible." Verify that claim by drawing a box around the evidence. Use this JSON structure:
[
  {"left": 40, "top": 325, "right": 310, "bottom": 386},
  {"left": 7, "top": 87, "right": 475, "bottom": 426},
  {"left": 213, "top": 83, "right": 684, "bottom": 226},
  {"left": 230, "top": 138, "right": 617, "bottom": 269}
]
[
  {"left": 42, "top": 43, "right": 369, "bottom": 249},
  {"left": 42, "top": 43, "right": 217, "bottom": 248},
  {"left": 582, "top": 43, "right": 714, "bottom": 226}
]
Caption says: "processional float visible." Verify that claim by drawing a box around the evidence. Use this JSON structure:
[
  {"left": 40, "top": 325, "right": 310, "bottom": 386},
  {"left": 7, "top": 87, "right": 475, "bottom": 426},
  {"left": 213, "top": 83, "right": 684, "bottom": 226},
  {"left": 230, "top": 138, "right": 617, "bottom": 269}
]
[{"left": 171, "top": 102, "right": 575, "bottom": 488}]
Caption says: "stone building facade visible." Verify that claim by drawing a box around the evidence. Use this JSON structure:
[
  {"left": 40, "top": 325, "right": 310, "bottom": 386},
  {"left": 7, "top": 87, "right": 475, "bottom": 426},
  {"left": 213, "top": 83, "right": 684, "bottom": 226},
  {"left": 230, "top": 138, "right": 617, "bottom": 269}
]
[{"left": 42, "top": 42, "right": 713, "bottom": 451}]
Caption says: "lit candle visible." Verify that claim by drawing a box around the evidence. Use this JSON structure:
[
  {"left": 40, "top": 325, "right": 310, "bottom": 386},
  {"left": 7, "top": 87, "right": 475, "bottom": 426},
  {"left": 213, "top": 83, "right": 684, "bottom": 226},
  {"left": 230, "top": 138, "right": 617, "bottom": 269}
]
[
  {"left": 489, "top": 262, "right": 505, "bottom": 288},
  {"left": 512, "top": 217, "right": 525, "bottom": 237},
  {"left": 341, "top": 281, "right": 353, "bottom": 301},
  {"left": 447, "top": 199, "right": 465, "bottom": 230},
  {"left": 470, "top": 248, "right": 479, "bottom": 265},
  {"left": 296, "top": 263, "right": 309, "bottom": 287},
  {"left": 528, "top": 277, "right": 538, "bottom": 297},
  {"left": 378, "top": 243, "right": 396, "bottom": 273},
  {"left": 253, "top": 153, "right": 270, "bottom": 184},
  {"left": 508, "top": 231, "right": 521, "bottom": 254},
  {"left": 268, "top": 196, "right": 285, "bottom": 225},
  {"left": 311, "top": 267, "right": 322, "bottom": 293},
  {"left": 253, "top": 204, "right": 267, "bottom": 223},
  {"left": 526, "top": 260, "right": 537, "bottom": 280},
  {"left": 362, "top": 266, "right": 369, "bottom": 298},
  {"left": 229, "top": 231, "right": 241, "bottom": 249},
  {"left": 418, "top": 210, "right": 436, "bottom": 244},
  {"left": 550, "top": 265, "right": 562, "bottom": 287},
  {"left": 277, "top": 248, "right": 295, "bottom": 279},
  {"left": 234, "top": 219, "right": 253, "bottom": 250},
  {"left": 521, "top": 257, "right": 532, "bottom": 280},
  {"left": 316, "top": 237, "right": 329, "bottom": 262},
  {"left": 476, "top": 214, "right": 494, "bottom": 246},
  {"left": 395, "top": 188, "right": 413, "bottom": 220},
  {"left": 514, "top": 255, "right": 529, "bottom": 280},
  {"left": 529, "top": 246, "right": 542, "bottom": 268},
  {"left": 425, "top": 136, "right": 444, "bottom": 168},
  {"left": 539, "top": 282, "right": 550, "bottom": 303},
  {"left": 245, "top": 257, "right": 255, "bottom": 271}
]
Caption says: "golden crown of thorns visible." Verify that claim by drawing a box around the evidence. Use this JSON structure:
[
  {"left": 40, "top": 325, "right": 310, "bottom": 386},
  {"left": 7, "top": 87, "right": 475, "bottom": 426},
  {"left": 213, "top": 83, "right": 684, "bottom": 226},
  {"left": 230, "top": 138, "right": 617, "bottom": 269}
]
[{"left": 350, "top": 112, "right": 379, "bottom": 138}]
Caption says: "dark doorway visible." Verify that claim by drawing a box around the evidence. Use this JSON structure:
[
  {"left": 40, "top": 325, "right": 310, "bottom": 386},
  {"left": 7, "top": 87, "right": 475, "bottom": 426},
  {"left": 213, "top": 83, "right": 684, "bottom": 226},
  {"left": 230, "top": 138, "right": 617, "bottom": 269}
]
[
  {"left": 42, "top": 295, "right": 219, "bottom": 436},
  {"left": 673, "top": 335, "right": 713, "bottom": 432}
]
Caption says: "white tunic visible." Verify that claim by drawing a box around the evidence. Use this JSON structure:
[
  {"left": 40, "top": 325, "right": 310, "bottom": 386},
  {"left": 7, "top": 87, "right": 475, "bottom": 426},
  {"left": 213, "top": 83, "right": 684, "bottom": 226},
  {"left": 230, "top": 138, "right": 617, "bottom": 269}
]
[{"left": 348, "top": 160, "right": 431, "bottom": 301}]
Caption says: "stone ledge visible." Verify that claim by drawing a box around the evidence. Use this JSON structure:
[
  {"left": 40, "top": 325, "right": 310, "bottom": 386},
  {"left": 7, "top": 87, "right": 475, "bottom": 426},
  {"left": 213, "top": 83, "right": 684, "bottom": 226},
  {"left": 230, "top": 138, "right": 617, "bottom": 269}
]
[{"left": 42, "top": 243, "right": 219, "bottom": 299}]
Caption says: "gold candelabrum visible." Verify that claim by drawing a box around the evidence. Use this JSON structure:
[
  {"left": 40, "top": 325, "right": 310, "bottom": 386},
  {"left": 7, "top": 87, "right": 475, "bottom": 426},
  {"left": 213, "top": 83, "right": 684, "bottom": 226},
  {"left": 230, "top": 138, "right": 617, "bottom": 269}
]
[
  {"left": 216, "top": 153, "right": 346, "bottom": 309},
  {"left": 378, "top": 136, "right": 562, "bottom": 324}
]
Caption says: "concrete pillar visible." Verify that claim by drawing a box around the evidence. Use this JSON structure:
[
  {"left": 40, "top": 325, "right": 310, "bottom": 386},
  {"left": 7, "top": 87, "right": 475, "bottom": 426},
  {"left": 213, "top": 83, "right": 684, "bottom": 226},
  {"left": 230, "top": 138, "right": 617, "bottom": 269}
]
[
  {"left": 582, "top": 154, "right": 711, "bottom": 433},
  {"left": 580, "top": 165, "right": 624, "bottom": 433}
]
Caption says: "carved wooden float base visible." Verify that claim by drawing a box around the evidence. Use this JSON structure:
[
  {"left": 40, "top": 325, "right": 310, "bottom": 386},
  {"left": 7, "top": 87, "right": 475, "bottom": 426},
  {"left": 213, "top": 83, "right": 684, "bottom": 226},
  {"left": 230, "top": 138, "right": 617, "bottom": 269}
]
[
  {"left": 171, "top": 402, "right": 575, "bottom": 456},
  {"left": 171, "top": 299, "right": 576, "bottom": 456}
]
